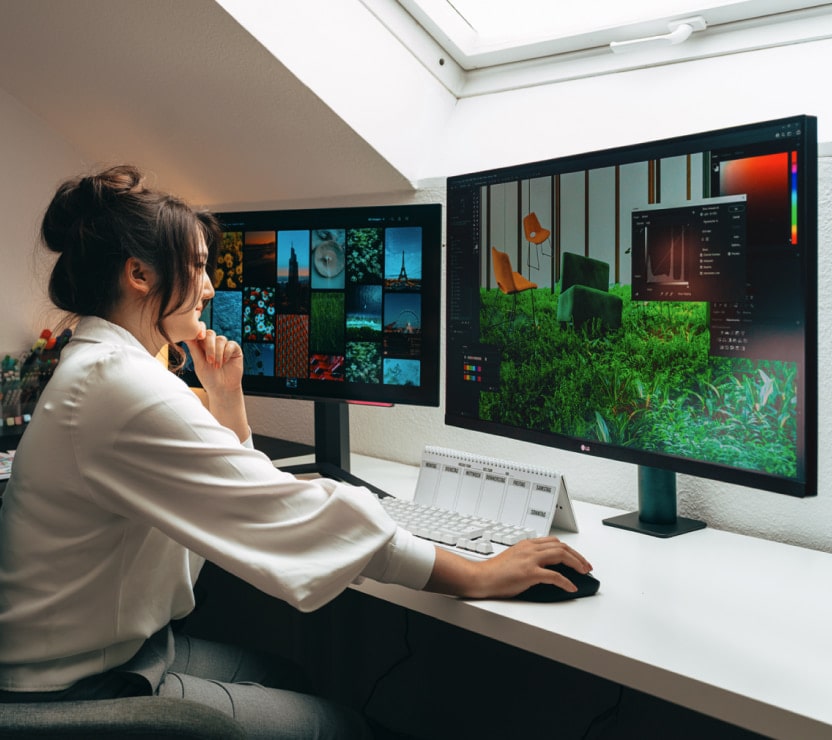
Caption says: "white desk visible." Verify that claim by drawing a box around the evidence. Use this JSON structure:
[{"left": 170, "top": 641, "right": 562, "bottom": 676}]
[{"left": 275, "top": 453, "right": 832, "bottom": 740}]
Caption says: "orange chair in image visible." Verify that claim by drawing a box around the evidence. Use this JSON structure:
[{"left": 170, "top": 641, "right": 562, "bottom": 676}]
[
  {"left": 523, "top": 212, "right": 551, "bottom": 272},
  {"left": 490, "top": 246, "right": 537, "bottom": 327}
]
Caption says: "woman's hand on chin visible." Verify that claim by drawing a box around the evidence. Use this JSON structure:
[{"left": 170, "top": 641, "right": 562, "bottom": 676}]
[{"left": 184, "top": 326, "right": 244, "bottom": 396}]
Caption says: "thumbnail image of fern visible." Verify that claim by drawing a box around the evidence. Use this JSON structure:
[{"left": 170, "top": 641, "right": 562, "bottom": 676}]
[
  {"left": 346, "top": 228, "right": 383, "bottom": 283},
  {"left": 478, "top": 286, "right": 798, "bottom": 479},
  {"left": 310, "top": 292, "right": 345, "bottom": 354},
  {"left": 345, "top": 342, "right": 382, "bottom": 384}
]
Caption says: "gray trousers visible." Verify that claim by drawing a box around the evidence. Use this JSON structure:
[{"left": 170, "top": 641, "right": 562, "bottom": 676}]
[
  {"left": 157, "top": 632, "right": 373, "bottom": 739},
  {"left": 0, "top": 627, "right": 373, "bottom": 740}
]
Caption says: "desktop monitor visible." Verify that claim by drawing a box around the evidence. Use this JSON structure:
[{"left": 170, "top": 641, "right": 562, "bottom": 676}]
[
  {"left": 445, "top": 115, "right": 817, "bottom": 536},
  {"left": 182, "top": 203, "right": 442, "bottom": 487}
]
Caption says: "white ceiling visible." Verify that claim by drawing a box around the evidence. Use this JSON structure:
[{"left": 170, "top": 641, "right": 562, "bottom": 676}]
[
  {"left": 2, "top": 0, "right": 830, "bottom": 211},
  {"left": 0, "top": 0, "right": 414, "bottom": 209}
]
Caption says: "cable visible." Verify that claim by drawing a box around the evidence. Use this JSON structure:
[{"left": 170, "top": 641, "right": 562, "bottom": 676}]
[
  {"left": 580, "top": 683, "right": 625, "bottom": 740},
  {"left": 361, "top": 608, "right": 414, "bottom": 716}
]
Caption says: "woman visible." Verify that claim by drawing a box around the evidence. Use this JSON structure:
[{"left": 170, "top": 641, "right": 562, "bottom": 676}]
[{"left": 0, "top": 165, "right": 592, "bottom": 738}]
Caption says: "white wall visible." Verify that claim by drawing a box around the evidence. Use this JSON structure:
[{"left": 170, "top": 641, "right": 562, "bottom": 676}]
[
  {"left": 429, "top": 37, "right": 832, "bottom": 179},
  {"left": 0, "top": 89, "right": 84, "bottom": 352}
]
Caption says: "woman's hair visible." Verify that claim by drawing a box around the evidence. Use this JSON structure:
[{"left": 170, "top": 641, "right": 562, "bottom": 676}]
[{"left": 41, "top": 165, "right": 220, "bottom": 363}]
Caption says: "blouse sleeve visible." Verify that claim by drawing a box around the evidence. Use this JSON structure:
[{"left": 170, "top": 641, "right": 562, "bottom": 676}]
[{"left": 71, "top": 348, "right": 435, "bottom": 612}]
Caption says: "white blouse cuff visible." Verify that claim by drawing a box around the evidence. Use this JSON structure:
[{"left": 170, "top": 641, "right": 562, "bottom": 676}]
[{"left": 362, "top": 527, "right": 436, "bottom": 590}]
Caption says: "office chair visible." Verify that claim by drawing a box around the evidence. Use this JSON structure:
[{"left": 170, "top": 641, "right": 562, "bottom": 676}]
[
  {"left": 0, "top": 696, "right": 247, "bottom": 739},
  {"left": 491, "top": 246, "right": 537, "bottom": 326},
  {"left": 523, "top": 212, "right": 551, "bottom": 272}
]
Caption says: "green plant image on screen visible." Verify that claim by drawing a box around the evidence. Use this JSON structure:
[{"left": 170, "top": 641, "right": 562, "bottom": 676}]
[
  {"left": 310, "top": 292, "right": 345, "bottom": 354},
  {"left": 478, "top": 285, "right": 798, "bottom": 480}
]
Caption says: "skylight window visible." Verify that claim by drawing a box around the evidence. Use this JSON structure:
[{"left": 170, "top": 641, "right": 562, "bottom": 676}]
[
  {"left": 396, "top": 0, "right": 831, "bottom": 69},
  {"left": 446, "top": 0, "right": 705, "bottom": 41}
]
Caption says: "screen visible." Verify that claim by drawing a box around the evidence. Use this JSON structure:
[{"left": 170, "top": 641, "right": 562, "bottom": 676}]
[
  {"left": 445, "top": 116, "right": 817, "bottom": 501},
  {"left": 183, "top": 203, "right": 442, "bottom": 409}
]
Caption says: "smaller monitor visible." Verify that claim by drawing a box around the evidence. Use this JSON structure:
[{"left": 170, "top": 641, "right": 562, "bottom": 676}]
[{"left": 182, "top": 203, "right": 442, "bottom": 486}]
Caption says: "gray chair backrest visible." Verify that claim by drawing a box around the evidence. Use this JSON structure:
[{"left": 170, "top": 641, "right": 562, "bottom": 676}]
[{"left": 0, "top": 696, "right": 246, "bottom": 739}]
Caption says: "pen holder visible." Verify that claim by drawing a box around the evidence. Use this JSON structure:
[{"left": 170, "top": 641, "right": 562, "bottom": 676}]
[{"left": 1, "top": 328, "right": 72, "bottom": 441}]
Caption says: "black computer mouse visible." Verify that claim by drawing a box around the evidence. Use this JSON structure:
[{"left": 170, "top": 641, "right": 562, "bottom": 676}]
[{"left": 513, "top": 563, "right": 600, "bottom": 603}]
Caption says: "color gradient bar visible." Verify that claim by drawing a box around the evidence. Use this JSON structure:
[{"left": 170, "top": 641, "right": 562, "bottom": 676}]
[{"left": 791, "top": 151, "right": 798, "bottom": 244}]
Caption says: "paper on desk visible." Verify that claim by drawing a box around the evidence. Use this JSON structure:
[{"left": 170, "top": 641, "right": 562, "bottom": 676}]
[{"left": 0, "top": 450, "right": 14, "bottom": 481}]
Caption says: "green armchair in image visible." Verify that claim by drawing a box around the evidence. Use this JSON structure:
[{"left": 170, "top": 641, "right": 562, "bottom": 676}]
[{"left": 556, "top": 252, "right": 622, "bottom": 331}]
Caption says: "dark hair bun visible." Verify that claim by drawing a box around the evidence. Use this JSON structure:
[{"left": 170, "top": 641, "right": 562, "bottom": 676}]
[
  {"left": 41, "top": 165, "right": 145, "bottom": 256},
  {"left": 42, "top": 165, "right": 158, "bottom": 315}
]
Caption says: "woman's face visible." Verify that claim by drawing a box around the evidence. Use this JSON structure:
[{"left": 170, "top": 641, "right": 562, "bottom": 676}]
[{"left": 162, "top": 237, "right": 215, "bottom": 344}]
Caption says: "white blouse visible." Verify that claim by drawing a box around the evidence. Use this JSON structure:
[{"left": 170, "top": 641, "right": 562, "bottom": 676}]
[{"left": 0, "top": 317, "right": 435, "bottom": 691}]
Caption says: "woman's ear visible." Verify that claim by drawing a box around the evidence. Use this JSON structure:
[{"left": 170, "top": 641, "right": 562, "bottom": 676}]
[{"left": 122, "top": 257, "right": 154, "bottom": 296}]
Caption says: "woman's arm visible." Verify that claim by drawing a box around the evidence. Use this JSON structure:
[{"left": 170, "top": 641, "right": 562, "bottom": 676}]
[
  {"left": 182, "top": 328, "right": 593, "bottom": 602},
  {"left": 425, "top": 537, "right": 593, "bottom": 599},
  {"left": 183, "top": 329, "right": 249, "bottom": 442}
]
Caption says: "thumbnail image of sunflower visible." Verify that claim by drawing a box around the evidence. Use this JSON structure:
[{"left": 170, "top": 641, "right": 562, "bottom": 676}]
[{"left": 215, "top": 231, "right": 243, "bottom": 289}]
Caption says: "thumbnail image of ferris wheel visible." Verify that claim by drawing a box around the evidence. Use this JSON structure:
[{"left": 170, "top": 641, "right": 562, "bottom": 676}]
[
  {"left": 383, "top": 293, "right": 421, "bottom": 334},
  {"left": 384, "top": 226, "right": 422, "bottom": 289},
  {"left": 383, "top": 292, "right": 422, "bottom": 357}
]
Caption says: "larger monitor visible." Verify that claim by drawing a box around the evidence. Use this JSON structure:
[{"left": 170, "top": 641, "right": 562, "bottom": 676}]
[
  {"left": 183, "top": 203, "right": 442, "bottom": 488},
  {"left": 445, "top": 115, "right": 817, "bottom": 536}
]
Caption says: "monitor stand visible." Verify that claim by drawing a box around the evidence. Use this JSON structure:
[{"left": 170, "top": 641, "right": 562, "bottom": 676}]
[
  {"left": 280, "top": 400, "right": 389, "bottom": 497},
  {"left": 602, "top": 465, "right": 706, "bottom": 538}
]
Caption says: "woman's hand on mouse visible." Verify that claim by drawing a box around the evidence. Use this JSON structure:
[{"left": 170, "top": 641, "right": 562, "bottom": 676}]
[{"left": 425, "top": 537, "right": 593, "bottom": 600}]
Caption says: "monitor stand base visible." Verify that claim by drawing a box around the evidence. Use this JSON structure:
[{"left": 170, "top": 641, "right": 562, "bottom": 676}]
[{"left": 603, "top": 511, "right": 706, "bottom": 538}]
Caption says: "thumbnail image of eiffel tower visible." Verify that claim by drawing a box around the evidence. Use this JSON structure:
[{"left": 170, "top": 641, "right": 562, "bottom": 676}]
[{"left": 389, "top": 250, "right": 418, "bottom": 288}]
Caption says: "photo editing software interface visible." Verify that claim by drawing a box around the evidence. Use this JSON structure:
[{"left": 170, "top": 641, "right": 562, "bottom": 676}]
[
  {"left": 183, "top": 204, "right": 442, "bottom": 408},
  {"left": 445, "top": 116, "right": 817, "bottom": 498}
]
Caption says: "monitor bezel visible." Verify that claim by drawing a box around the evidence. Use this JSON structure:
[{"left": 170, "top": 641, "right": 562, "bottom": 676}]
[
  {"left": 182, "top": 202, "right": 443, "bottom": 409},
  {"left": 444, "top": 115, "right": 818, "bottom": 499}
]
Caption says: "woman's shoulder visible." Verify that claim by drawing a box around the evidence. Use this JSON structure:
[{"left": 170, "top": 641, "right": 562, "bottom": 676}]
[
  {"left": 57, "top": 319, "right": 189, "bottom": 404},
  {"left": 64, "top": 333, "right": 163, "bottom": 379}
]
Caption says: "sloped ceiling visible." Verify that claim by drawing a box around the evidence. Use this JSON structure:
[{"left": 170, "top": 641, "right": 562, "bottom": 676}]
[{"left": 0, "top": 0, "right": 414, "bottom": 209}]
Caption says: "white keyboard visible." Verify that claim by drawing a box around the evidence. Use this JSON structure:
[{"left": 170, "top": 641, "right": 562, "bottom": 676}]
[{"left": 380, "top": 496, "right": 538, "bottom": 559}]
